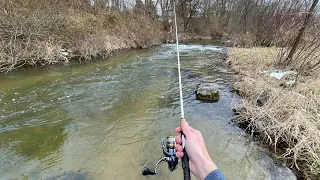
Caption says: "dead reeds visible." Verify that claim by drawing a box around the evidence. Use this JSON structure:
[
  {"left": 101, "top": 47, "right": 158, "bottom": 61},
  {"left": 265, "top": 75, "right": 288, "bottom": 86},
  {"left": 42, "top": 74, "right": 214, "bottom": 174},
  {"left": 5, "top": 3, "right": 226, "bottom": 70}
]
[{"left": 228, "top": 48, "right": 320, "bottom": 179}]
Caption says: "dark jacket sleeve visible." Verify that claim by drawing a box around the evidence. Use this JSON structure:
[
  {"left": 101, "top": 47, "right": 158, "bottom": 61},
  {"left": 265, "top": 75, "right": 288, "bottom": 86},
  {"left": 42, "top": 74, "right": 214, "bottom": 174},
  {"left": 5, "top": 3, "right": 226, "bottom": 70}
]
[{"left": 204, "top": 169, "right": 226, "bottom": 180}]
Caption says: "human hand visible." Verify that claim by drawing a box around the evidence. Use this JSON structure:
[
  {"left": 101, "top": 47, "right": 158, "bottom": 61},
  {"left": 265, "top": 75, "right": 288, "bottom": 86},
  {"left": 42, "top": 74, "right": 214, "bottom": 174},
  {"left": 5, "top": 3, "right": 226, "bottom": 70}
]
[{"left": 175, "top": 119, "right": 217, "bottom": 180}]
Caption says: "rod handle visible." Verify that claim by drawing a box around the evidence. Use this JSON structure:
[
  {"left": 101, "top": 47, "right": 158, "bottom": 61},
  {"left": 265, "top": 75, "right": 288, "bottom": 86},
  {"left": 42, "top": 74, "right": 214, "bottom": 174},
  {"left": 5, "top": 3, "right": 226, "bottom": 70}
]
[{"left": 181, "top": 133, "right": 191, "bottom": 180}]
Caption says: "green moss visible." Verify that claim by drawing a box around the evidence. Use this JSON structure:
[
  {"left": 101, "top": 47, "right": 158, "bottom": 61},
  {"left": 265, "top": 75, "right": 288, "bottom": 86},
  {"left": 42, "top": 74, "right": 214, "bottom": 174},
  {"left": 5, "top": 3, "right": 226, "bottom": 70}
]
[
  {"left": 0, "top": 122, "right": 67, "bottom": 159},
  {"left": 196, "top": 91, "right": 220, "bottom": 101}
]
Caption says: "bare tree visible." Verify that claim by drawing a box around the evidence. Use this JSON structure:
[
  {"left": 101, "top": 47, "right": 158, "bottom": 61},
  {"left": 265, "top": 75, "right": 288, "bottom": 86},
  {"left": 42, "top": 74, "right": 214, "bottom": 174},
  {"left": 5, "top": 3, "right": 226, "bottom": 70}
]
[{"left": 284, "top": 0, "right": 319, "bottom": 66}]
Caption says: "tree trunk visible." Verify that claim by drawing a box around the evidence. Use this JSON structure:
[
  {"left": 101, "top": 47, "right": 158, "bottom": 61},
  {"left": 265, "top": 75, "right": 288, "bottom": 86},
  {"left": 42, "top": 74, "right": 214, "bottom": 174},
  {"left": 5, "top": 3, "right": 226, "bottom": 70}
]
[{"left": 284, "top": 0, "right": 319, "bottom": 66}]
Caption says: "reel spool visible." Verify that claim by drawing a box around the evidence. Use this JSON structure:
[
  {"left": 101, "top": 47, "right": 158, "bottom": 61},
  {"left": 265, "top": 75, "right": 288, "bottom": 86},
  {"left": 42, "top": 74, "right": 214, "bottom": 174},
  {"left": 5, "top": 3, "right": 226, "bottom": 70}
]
[{"left": 142, "top": 136, "right": 178, "bottom": 175}]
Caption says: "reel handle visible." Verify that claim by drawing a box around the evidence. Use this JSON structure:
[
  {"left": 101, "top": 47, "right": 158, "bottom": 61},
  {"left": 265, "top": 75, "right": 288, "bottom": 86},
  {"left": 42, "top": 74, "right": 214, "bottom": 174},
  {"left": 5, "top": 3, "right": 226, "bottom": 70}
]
[
  {"left": 142, "top": 167, "right": 156, "bottom": 175},
  {"left": 142, "top": 156, "right": 166, "bottom": 176}
]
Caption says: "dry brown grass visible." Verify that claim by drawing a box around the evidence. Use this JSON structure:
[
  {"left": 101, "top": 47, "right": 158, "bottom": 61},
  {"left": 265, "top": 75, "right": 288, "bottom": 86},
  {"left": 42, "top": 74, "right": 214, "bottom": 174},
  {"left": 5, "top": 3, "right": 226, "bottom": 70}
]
[
  {"left": 228, "top": 48, "right": 320, "bottom": 179},
  {"left": 0, "top": 0, "right": 167, "bottom": 72}
]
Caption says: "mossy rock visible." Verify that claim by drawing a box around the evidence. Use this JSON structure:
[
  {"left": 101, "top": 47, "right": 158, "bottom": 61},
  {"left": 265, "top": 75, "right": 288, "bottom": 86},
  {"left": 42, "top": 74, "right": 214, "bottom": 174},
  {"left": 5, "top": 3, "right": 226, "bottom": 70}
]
[{"left": 196, "top": 83, "right": 220, "bottom": 102}]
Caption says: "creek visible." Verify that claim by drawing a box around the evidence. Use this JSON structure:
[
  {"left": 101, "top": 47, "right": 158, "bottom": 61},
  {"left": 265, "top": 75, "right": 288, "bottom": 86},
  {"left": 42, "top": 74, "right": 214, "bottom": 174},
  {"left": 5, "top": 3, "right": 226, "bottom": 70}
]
[{"left": 0, "top": 44, "right": 295, "bottom": 179}]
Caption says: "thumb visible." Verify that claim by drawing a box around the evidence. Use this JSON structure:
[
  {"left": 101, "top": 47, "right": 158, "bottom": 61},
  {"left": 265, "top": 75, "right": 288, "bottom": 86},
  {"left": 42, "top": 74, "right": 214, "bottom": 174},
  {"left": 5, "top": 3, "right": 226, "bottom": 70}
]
[{"left": 180, "top": 119, "right": 191, "bottom": 137}]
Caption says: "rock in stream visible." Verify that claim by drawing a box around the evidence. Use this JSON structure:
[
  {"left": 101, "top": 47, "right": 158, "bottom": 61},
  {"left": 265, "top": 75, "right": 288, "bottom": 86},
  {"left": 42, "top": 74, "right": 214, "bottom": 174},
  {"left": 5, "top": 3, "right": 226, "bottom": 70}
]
[{"left": 196, "top": 83, "right": 220, "bottom": 102}]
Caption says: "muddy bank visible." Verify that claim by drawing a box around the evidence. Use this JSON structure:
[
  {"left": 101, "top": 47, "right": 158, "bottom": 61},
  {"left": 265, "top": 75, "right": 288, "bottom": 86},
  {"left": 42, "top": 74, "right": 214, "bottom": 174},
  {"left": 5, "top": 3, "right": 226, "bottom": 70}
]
[{"left": 227, "top": 47, "right": 320, "bottom": 180}]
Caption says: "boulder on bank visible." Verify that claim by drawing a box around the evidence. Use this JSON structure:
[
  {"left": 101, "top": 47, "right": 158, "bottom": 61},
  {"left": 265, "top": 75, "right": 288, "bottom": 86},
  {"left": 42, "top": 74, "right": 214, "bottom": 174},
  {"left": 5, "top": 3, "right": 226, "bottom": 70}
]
[
  {"left": 255, "top": 90, "right": 270, "bottom": 107},
  {"left": 196, "top": 83, "right": 220, "bottom": 102}
]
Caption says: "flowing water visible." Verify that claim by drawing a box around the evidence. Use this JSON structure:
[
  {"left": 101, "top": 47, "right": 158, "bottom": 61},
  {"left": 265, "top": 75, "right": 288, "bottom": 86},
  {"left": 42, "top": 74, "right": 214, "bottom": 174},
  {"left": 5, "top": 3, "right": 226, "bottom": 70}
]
[{"left": 0, "top": 44, "right": 295, "bottom": 179}]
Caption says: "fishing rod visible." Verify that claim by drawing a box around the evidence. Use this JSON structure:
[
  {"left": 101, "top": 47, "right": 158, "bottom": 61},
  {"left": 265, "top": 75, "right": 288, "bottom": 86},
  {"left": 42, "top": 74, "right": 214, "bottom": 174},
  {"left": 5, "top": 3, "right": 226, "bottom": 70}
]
[{"left": 141, "top": 3, "right": 191, "bottom": 180}]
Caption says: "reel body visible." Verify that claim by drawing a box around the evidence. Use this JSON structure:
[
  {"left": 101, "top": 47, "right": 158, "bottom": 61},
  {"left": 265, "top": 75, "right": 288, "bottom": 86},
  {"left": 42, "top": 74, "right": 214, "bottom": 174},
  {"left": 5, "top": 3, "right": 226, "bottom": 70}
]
[{"left": 142, "top": 136, "right": 178, "bottom": 175}]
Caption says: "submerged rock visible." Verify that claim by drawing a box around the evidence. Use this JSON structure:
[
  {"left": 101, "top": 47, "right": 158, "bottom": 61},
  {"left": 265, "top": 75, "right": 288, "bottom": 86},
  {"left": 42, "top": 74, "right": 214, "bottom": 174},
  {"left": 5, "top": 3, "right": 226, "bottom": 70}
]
[{"left": 196, "top": 83, "right": 220, "bottom": 102}]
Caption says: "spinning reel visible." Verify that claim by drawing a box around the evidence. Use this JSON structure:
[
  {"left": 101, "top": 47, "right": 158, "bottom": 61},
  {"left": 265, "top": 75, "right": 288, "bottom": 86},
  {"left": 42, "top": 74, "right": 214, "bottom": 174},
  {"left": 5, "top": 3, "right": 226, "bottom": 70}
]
[{"left": 142, "top": 136, "right": 178, "bottom": 175}]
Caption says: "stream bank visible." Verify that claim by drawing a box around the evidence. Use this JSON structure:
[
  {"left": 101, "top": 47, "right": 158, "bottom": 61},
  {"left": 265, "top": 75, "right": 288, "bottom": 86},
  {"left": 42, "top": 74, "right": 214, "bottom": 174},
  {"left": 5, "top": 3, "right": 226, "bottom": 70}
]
[
  {"left": 227, "top": 47, "right": 320, "bottom": 180},
  {"left": 0, "top": 1, "right": 168, "bottom": 73}
]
